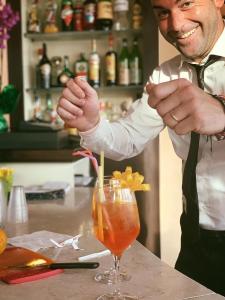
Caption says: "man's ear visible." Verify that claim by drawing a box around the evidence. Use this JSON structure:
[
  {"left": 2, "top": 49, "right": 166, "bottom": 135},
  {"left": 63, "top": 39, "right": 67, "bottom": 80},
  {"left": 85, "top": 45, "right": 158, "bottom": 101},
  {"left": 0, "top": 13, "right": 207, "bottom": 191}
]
[{"left": 215, "top": 0, "right": 225, "bottom": 9}]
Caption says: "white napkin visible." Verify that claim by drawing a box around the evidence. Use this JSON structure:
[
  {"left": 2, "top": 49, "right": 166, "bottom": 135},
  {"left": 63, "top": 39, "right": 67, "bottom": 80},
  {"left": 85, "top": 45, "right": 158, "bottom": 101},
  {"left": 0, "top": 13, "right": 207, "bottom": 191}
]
[{"left": 8, "top": 230, "right": 82, "bottom": 252}]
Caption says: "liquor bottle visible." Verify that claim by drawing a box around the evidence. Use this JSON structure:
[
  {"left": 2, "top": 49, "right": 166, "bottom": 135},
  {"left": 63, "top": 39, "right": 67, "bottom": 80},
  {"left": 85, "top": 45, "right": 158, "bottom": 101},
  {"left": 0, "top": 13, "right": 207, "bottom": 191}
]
[
  {"left": 43, "top": 92, "right": 56, "bottom": 123},
  {"left": 88, "top": 39, "right": 100, "bottom": 88},
  {"left": 113, "top": 0, "right": 129, "bottom": 31},
  {"left": 44, "top": 0, "right": 59, "bottom": 33},
  {"left": 118, "top": 38, "right": 130, "bottom": 86},
  {"left": 105, "top": 34, "right": 117, "bottom": 86},
  {"left": 38, "top": 43, "right": 51, "bottom": 89},
  {"left": 61, "top": 0, "right": 74, "bottom": 31},
  {"left": 58, "top": 56, "right": 74, "bottom": 86},
  {"left": 51, "top": 56, "right": 63, "bottom": 86},
  {"left": 35, "top": 47, "right": 43, "bottom": 88},
  {"left": 129, "top": 37, "right": 142, "bottom": 85},
  {"left": 74, "top": 53, "right": 88, "bottom": 81},
  {"left": 131, "top": 0, "right": 143, "bottom": 30},
  {"left": 27, "top": 0, "right": 41, "bottom": 33},
  {"left": 74, "top": 0, "right": 84, "bottom": 31},
  {"left": 83, "top": 0, "right": 96, "bottom": 30},
  {"left": 96, "top": 0, "right": 113, "bottom": 31}
]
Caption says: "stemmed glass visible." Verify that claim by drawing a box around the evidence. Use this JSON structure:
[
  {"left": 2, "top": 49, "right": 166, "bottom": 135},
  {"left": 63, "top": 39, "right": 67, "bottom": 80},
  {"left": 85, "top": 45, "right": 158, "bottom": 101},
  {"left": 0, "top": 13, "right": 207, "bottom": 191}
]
[
  {"left": 92, "top": 183, "right": 140, "bottom": 299},
  {"left": 93, "top": 177, "right": 131, "bottom": 284}
]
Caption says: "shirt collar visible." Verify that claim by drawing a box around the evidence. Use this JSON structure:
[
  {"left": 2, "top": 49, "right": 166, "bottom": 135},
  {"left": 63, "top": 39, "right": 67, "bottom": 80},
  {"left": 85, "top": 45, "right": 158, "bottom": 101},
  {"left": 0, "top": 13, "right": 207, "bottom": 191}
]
[{"left": 178, "top": 21, "right": 225, "bottom": 69}]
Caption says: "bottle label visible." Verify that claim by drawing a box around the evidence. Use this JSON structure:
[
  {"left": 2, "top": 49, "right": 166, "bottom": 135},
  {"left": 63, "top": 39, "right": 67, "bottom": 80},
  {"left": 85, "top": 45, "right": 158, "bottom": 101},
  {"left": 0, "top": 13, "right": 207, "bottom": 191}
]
[
  {"left": 114, "top": 0, "right": 128, "bottom": 12},
  {"left": 61, "top": 5, "right": 73, "bottom": 26},
  {"left": 130, "top": 59, "right": 141, "bottom": 84},
  {"left": 89, "top": 54, "right": 100, "bottom": 81},
  {"left": 119, "top": 60, "right": 129, "bottom": 85},
  {"left": 40, "top": 63, "right": 51, "bottom": 76},
  {"left": 75, "top": 62, "right": 88, "bottom": 81},
  {"left": 97, "top": 2, "right": 113, "bottom": 20},
  {"left": 84, "top": 3, "right": 96, "bottom": 24},
  {"left": 106, "top": 55, "right": 116, "bottom": 81}
]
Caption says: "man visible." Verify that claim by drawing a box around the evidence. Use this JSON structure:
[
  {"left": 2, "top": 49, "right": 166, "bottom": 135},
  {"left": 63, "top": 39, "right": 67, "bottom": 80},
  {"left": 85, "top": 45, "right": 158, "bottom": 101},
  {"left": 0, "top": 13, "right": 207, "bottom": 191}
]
[{"left": 57, "top": 0, "right": 225, "bottom": 295}]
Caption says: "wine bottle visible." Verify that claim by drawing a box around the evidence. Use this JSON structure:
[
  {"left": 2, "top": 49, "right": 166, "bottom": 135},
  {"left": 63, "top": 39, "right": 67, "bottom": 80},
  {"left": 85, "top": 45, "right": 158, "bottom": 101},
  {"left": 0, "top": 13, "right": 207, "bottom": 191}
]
[
  {"left": 74, "top": 53, "right": 88, "bottom": 81},
  {"left": 118, "top": 38, "right": 130, "bottom": 86},
  {"left": 132, "top": 0, "right": 143, "bottom": 30},
  {"left": 74, "top": 0, "right": 84, "bottom": 31},
  {"left": 105, "top": 34, "right": 117, "bottom": 86},
  {"left": 58, "top": 56, "right": 74, "bottom": 86},
  {"left": 96, "top": 0, "right": 113, "bottom": 31},
  {"left": 61, "top": 0, "right": 74, "bottom": 31},
  {"left": 130, "top": 38, "right": 142, "bottom": 85},
  {"left": 43, "top": 92, "right": 56, "bottom": 123},
  {"left": 83, "top": 0, "right": 97, "bottom": 30},
  {"left": 88, "top": 39, "right": 100, "bottom": 88},
  {"left": 38, "top": 43, "right": 52, "bottom": 89}
]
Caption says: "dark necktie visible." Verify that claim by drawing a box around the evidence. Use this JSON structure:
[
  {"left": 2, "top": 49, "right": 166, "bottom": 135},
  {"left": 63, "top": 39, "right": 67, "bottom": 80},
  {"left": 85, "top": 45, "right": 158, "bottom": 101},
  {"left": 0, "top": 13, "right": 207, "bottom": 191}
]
[{"left": 181, "top": 55, "right": 220, "bottom": 242}]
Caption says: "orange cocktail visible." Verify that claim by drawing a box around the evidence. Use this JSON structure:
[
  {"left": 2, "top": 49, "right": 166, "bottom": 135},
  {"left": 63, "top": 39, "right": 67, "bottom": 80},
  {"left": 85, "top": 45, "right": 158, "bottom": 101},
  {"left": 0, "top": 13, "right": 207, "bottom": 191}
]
[{"left": 93, "top": 199, "right": 140, "bottom": 257}]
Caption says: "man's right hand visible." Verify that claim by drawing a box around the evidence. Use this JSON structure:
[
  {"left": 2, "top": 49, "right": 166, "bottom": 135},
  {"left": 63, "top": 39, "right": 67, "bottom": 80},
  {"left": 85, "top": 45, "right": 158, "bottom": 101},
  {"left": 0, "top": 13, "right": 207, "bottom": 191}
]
[{"left": 57, "top": 77, "right": 100, "bottom": 132}]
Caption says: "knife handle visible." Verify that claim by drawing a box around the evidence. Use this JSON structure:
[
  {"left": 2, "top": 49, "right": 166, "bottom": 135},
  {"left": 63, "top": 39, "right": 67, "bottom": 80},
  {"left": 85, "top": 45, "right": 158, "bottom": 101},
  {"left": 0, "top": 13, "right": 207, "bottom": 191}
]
[{"left": 49, "top": 262, "right": 100, "bottom": 269}]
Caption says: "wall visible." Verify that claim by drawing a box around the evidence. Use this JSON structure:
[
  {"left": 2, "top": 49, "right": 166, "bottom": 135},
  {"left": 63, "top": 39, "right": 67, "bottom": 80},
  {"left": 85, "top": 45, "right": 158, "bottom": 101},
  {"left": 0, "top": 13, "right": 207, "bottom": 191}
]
[{"left": 158, "top": 33, "right": 182, "bottom": 267}]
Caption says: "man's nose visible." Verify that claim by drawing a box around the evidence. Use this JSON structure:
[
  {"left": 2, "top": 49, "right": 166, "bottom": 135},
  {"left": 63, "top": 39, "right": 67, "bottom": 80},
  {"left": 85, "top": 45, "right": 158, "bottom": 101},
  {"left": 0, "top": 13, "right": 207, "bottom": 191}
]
[{"left": 168, "top": 10, "right": 185, "bottom": 32}]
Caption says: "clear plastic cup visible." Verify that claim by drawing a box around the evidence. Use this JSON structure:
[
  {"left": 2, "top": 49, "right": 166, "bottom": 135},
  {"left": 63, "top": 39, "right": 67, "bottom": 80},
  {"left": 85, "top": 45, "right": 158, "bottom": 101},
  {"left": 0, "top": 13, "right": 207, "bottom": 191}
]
[{"left": 7, "top": 185, "right": 28, "bottom": 224}]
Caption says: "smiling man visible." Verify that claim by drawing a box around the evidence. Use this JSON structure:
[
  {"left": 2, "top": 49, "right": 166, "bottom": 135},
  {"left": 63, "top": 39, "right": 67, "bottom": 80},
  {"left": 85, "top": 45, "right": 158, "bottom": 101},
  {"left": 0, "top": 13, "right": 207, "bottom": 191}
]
[{"left": 57, "top": 0, "right": 225, "bottom": 295}]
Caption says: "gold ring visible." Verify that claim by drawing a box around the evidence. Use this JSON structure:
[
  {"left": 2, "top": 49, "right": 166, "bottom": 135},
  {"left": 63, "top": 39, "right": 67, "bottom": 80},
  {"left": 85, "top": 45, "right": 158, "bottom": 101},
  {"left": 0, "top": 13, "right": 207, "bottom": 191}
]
[{"left": 170, "top": 112, "right": 179, "bottom": 122}]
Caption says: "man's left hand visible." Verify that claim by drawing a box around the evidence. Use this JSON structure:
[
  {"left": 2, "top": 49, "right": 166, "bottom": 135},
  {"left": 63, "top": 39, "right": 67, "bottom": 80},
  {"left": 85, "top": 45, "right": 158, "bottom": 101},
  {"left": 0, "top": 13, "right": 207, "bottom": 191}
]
[{"left": 147, "top": 78, "right": 225, "bottom": 135}]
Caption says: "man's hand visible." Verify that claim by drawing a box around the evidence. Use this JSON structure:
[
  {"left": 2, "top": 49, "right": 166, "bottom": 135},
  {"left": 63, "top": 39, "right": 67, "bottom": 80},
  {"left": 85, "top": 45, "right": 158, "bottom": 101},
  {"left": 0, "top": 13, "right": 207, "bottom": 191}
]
[
  {"left": 147, "top": 79, "right": 225, "bottom": 135},
  {"left": 57, "top": 77, "right": 100, "bottom": 132}
]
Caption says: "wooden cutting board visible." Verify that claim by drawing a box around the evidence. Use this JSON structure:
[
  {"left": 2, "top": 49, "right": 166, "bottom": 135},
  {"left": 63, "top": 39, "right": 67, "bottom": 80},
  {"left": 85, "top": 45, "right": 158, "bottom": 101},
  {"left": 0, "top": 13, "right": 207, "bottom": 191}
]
[{"left": 0, "top": 247, "right": 63, "bottom": 284}]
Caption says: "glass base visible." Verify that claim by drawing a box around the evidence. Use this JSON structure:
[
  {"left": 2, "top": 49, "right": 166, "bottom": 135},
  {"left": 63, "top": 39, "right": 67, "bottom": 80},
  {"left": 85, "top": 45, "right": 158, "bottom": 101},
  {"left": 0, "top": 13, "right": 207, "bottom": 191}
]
[
  {"left": 94, "top": 269, "right": 131, "bottom": 284},
  {"left": 96, "top": 293, "right": 138, "bottom": 300}
]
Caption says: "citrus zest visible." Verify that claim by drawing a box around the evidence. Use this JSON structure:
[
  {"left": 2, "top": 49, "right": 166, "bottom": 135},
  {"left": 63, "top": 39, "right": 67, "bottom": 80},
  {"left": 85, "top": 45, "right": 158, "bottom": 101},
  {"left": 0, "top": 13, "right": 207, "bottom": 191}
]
[{"left": 0, "top": 228, "right": 7, "bottom": 255}]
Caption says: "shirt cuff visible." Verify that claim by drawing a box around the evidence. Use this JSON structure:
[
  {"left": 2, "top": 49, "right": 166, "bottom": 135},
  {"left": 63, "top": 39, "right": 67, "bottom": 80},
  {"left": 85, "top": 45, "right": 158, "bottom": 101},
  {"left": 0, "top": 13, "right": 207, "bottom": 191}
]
[{"left": 78, "top": 117, "right": 101, "bottom": 137}]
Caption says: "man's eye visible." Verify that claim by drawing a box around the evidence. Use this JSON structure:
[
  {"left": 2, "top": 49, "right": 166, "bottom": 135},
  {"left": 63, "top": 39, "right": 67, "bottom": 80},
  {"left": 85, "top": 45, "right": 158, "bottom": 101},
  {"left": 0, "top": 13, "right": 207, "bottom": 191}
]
[
  {"left": 180, "top": 1, "right": 193, "bottom": 9},
  {"left": 157, "top": 10, "right": 169, "bottom": 20}
]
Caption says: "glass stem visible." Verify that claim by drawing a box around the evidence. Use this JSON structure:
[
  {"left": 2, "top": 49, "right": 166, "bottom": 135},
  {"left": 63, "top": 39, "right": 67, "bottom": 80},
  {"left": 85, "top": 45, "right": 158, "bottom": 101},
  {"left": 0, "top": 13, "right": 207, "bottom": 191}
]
[{"left": 113, "top": 255, "right": 121, "bottom": 296}]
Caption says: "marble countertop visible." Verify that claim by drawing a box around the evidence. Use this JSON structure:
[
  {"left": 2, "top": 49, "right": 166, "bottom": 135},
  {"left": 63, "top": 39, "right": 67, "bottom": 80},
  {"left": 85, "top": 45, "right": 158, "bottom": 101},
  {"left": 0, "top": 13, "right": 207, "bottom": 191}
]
[{"left": 2, "top": 187, "right": 224, "bottom": 300}]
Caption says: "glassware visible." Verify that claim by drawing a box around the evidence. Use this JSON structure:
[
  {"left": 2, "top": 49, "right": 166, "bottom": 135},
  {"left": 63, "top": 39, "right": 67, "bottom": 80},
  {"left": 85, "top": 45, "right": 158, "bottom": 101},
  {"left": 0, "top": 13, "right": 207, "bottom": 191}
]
[
  {"left": 92, "top": 184, "right": 140, "bottom": 299},
  {"left": 94, "top": 176, "right": 131, "bottom": 284},
  {"left": 7, "top": 186, "right": 28, "bottom": 224},
  {"left": 0, "top": 181, "right": 7, "bottom": 227}
]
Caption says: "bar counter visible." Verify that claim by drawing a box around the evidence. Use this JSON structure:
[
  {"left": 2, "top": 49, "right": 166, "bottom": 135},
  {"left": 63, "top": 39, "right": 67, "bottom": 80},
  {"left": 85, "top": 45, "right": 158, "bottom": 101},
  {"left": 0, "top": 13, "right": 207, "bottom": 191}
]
[{"left": 1, "top": 187, "right": 224, "bottom": 300}]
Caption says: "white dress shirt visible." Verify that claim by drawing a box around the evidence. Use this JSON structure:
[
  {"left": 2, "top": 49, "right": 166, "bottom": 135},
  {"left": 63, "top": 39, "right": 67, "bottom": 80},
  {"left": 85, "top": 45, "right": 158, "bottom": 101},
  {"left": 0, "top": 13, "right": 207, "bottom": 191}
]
[{"left": 80, "top": 26, "right": 225, "bottom": 231}]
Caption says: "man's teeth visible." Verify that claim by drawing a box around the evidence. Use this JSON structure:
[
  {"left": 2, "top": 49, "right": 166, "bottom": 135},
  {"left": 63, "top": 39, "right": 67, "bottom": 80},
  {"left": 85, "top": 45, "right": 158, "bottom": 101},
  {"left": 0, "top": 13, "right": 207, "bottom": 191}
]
[{"left": 180, "top": 28, "right": 196, "bottom": 39}]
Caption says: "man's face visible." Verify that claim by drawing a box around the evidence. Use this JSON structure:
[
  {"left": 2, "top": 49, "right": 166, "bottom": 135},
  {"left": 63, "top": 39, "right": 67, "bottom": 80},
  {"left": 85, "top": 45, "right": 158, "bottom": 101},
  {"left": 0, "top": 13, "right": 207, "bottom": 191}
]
[{"left": 151, "top": 0, "right": 224, "bottom": 61}]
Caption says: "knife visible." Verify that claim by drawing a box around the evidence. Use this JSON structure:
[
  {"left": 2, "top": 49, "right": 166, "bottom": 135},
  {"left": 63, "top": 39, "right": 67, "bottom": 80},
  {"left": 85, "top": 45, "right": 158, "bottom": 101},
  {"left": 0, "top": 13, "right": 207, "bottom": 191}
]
[{"left": 6, "top": 262, "right": 100, "bottom": 270}]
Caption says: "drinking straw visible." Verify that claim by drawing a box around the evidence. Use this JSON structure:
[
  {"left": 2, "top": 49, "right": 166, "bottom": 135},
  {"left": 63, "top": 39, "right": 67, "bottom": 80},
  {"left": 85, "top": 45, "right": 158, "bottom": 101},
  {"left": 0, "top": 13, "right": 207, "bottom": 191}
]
[
  {"left": 100, "top": 150, "right": 104, "bottom": 180},
  {"left": 97, "top": 165, "right": 104, "bottom": 241},
  {"left": 72, "top": 149, "right": 99, "bottom": 175}
]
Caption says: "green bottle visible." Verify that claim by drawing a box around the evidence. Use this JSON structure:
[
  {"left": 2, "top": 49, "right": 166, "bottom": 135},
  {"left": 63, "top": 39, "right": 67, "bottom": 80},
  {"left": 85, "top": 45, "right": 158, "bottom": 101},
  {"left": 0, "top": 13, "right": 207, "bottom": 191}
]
[
  {"left": 130, "top": 37, "right": 142, "bottom": 85},
  {"left": 118, "top": 38, "right": 130, "bottom": 86},
  {"left": 58, "top": 55, "right": 74, "bottom": 86},
  {"left": 74, "top": 53, "right": 88, "bottom": 81}
]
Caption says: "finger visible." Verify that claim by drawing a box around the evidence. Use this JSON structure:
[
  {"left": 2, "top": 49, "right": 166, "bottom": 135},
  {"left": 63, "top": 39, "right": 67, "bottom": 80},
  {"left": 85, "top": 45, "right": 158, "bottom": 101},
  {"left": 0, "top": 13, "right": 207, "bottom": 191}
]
[
  {"left": 169, "top": 102, "right": 192, "bottom": 124},
  {"left": 74, "top": 76, "right": 97, "bottom": 98},
  {"left": 155, "top": 92, "right": 181, "bottom": 117},
  {"left": 163, "top": 111, "right": 179, "bottom": 129},
  {"left": 174, "top": 116, "right": 196, "bottom": 135},
  {"left": 57, "top": 97, "right": 84, "bottom": 118},
  {"left": 57, "top": 106, "right": 78, "bottom": 122},
  {"left": 61, "top": 87, "right": 85, "bottom": 107},
  {"left": 148, "top": 78, "right": 191, "bottom": 108},
  {"left": 66, "top": 79, "right": 85, "bottom": 99}
]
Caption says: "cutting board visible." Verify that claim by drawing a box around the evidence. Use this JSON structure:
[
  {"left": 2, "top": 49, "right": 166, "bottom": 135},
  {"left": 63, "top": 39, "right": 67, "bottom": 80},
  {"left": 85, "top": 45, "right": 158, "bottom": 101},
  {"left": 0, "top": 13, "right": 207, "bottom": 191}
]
[{"left": 0, "top": 247, "right": 63, "bottom": 284}]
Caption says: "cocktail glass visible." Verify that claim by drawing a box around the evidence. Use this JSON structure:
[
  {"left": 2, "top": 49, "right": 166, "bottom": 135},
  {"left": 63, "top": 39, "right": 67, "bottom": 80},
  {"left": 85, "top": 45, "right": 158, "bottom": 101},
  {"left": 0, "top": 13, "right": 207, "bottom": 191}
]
[
  {"left": 92, "top": 184, "right": 140, "bottom": 299},
  {"left": 93, "top": 177, "right": 131, "bottom": 284}
]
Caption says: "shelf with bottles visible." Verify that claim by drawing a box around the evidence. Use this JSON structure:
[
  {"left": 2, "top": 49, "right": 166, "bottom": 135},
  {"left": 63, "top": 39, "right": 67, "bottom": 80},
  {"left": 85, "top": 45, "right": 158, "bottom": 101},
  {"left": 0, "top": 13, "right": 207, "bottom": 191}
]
[
  {"left": 24, "top": 28, "right": 142, "bottom": 42},
  {"left": 26, "top": 84, "right": 143, "bottom": 93}
]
